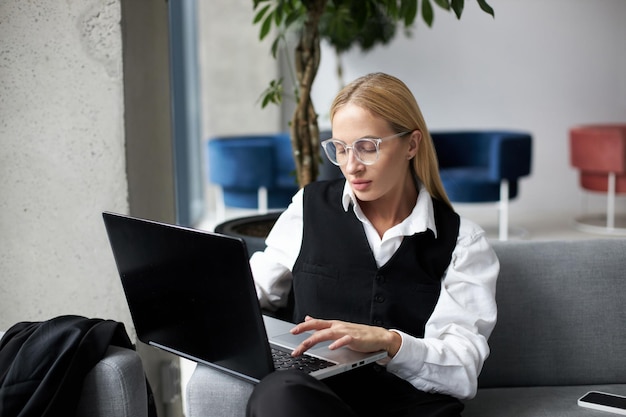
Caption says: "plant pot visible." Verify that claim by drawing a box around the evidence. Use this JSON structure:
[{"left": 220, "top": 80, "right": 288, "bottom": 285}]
[{"left": 214, "top": 212, "right": 282, "bottom": 257}]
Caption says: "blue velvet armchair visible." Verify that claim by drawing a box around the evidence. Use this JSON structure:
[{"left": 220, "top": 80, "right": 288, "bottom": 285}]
[
  {"left": 431, "top": 131, "right": 532, "bottom": 240},
  {"left": 206, "top": 133, "right": 299, "bottom": 220}
]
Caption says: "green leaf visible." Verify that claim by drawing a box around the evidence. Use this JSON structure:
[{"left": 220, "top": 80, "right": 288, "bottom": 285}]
[
  {"left": 271, "top": 37, "right": 280, "bottom": 58},
  {"left": 284, "top": 10, "right": 300, "bottom": 28},
  {"left": 351, "top": 1, "right": 368, "bottom": 27},
  {"left": 259, "top": 79, "right": 284, "bottom": 108},
  {"left": 476, "top": 0, "right": 495, "bottom": 17},
  {"left": 400, "top": 0, "right": 418, "bottom": 27},
  {"left": 253, "top": 5, "right": 271, "bottom": 24},
  {"left": 422, "top": 0, "right": 434, "bottom": 27},
  {"left": 259, "top": 13, "right": 274, "bottom": 40},
  {"left": 433, "top": 0, "right": 450, "bottom": 10},
  {"left": 451, "top": 0, "right": 464, "bottom": 18},
  {"left": 274, "top": 4, "right": 283, "bottom": 25},
  {"left": 387, "top": 0, "right": 399, "bottom": 19}
]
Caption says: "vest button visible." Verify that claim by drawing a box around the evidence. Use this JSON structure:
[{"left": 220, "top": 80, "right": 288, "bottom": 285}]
[
  {"left": 375, "top": 295, "right": 385, "bottom": 303},
  {"left": 376, "top": 274, "right": 386, "bottom": 284}
]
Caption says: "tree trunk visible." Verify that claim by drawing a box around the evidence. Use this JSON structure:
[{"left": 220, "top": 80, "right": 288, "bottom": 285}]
[{"left": 291, "top": 0, "right": 327, "bottom": 187}]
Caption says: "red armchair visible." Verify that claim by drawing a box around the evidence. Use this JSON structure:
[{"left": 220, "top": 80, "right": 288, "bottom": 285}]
[{"left": 569, "top": 124, "right": 626, "bottom": 234}]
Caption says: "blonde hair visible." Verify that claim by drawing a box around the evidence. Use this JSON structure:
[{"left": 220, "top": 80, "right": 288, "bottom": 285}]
[{"left": 330, "top": 72, "right": 452, "bottom": 209}]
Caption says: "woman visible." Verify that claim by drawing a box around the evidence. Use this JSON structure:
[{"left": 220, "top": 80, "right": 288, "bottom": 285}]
[{"left": 247, "top": 72, "right": 499, "bottom": 417}]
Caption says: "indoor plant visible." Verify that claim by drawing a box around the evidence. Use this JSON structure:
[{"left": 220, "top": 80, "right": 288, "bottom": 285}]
[{"left": 253, "top": 0, "right": 495, "bottom": 188}]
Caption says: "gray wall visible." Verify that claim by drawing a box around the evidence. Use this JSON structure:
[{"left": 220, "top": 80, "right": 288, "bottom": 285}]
[
  {"left": 1, "top": 1, "right": 181, "bottom": 415},
  {"left": 198, "top": 0, "right": 280, "bottom": 138},
  {"left": 0, "top": 1, "right": 131, "bottom": 330}
]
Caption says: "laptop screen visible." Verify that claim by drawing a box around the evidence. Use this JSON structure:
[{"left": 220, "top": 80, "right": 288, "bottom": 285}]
[{"left": 103, "top": 212, "right": 274, "bottom": 380}]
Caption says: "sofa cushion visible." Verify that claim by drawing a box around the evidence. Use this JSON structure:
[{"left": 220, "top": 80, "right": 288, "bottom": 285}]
[
  {"left": 186, "top": 365, "right": 251, "bottom": 417},
  {"left": 482, "top": 239, "right": 626, "bottom": 388}
]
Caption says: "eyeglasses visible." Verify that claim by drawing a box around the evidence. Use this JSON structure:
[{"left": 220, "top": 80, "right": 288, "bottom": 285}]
[{"left": 321, "top": 131, "right": 411, "bottom": 166}]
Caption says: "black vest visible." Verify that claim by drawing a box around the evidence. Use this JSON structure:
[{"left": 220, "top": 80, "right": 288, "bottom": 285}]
[{"left": 292, "top": 179, "right": 460, "bottom": 338}]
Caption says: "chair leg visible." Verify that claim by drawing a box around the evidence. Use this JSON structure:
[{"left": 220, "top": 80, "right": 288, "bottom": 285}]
[
  {"left": 257, "top": 186, "right": 268, "bottom": 215},
  {"left": 607, "top": 172, "right": 616, "bottom": 230},
  {"left": 573, "top": 172, "right": 626, "bottom": 235},
  {"left": 499, "top": 180, "right": 509, "bottom": 241}
]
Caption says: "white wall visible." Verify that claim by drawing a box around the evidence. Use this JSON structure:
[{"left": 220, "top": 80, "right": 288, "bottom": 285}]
[
  {"left": 0, "top": 1, "right": 131, "bottom": 330},
  {"left": 312, "top": 0, "right": 626, "bottom": 225}
]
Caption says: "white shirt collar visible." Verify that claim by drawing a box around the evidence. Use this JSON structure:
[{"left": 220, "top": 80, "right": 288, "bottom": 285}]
[{"left": 340, "top": 180, "right": 438, "bottom": 238}]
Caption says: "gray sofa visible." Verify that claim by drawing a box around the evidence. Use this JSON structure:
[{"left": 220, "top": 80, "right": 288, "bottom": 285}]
[
  {"left": 75, "top": 346, "right": 150, "bottom": 417},
  {"left": 0, "top": 333, "right": 149, "bottom": 417},
  {"left": 186, "top": 238, "right": 626, "bottom": 416}
]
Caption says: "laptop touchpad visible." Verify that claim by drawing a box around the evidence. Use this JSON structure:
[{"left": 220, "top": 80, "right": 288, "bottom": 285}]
[{"left": 271, "top": 331, "right": 333, "bottom": 351}]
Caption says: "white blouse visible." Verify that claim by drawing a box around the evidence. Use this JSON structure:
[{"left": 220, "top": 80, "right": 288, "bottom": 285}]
[{"left": 250, "top": 181, "right": 499, "bottom": 399}]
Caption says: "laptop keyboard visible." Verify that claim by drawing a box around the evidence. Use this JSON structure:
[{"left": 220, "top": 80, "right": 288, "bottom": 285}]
[{"left": 271, "top": 348, "right": 335, "bottom": 373}]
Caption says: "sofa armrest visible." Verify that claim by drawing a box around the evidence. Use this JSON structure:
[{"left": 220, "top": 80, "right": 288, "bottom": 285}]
[
  {"left": 186, "top": 364, "right": 253, "bottom": 417},
  {"left": 76, "top": 345, "right": 149, "bottom": 417}
]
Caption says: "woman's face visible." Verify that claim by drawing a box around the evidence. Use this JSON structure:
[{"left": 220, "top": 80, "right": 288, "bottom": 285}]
[{"left": 331, "top": 103, "right": 419, "bottom": 203}]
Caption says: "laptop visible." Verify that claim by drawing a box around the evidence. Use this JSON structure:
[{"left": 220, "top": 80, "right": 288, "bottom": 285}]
[{"left": 102, "top": 212, "right": 387, "bottom": 383}]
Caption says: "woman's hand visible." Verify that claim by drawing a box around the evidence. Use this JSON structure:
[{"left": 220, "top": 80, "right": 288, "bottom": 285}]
[{"left": 290, "top": 316, "right": 402, "bottom": 358}]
